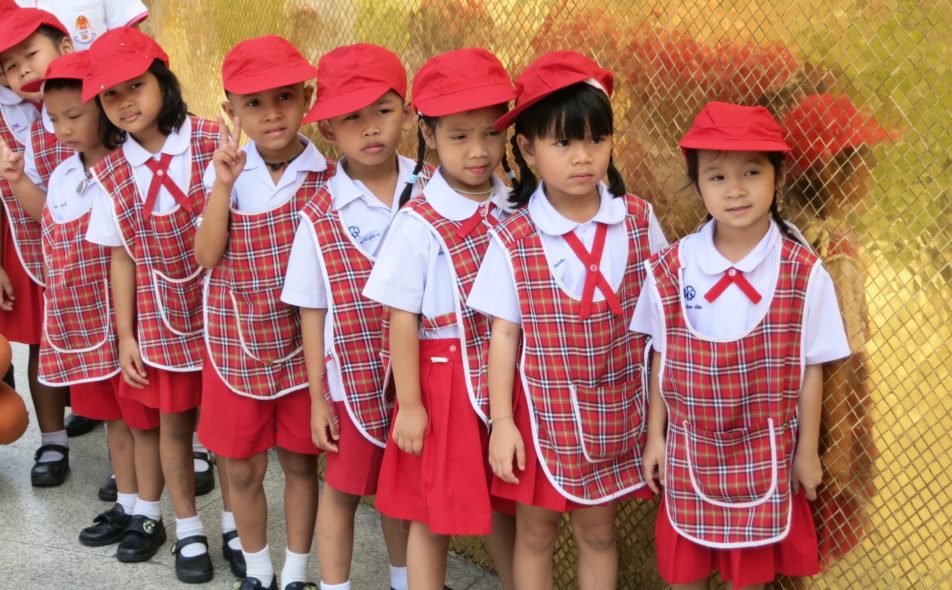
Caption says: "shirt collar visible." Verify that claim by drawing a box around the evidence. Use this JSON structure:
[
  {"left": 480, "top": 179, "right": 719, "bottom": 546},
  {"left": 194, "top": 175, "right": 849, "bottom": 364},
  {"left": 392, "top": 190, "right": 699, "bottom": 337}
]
[
  {"left": 242, "top": 136, "right": 327, "bottom": 190},
  {"left": 331, "top": 154, "right": 415, "bottom": 211},
  {"left": 695, "top": 218, "right": 781, "bottom": 275},
  {"left": 122, "top": 116, "right": 192, "bottom": 166},
  {"left": 0, "top": 86, "right": 22, "bottom": 106},
  {"left": 41, "top": 104, "right": 55, "bottom": 134},
  {"left": 528, "top": 182, "right": 625, "bottom": 236},
  {"left": 423, "top": 167, "right": 510, "bottom": 221}
]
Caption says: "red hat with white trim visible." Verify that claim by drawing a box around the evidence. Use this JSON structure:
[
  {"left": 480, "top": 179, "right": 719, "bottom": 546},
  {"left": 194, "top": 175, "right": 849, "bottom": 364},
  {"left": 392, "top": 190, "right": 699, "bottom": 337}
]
[
  {"left": 0, "top": 8, "right": 69, "bottom": 55},
  {"left": 679, "top": 101, "right": 790, "bottom": 156},
  {"left": 411, "top": 48, "right": 515, "bottom": 117},
  {"left": 83, "top": 28, "right": 168, "bottom": 102},
  {"left": 222, "top": 35, "right": 317, "bottom": 95},
  {"left": 304, "top": 43, "right": 407, "bottom": 123},
  {"left": 21, "top": 51, "right": 88, "bottom": 95}
]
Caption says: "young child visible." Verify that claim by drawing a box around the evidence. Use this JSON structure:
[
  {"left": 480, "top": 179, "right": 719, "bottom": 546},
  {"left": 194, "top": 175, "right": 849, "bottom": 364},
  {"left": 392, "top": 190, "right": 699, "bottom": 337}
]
[
  {"left": 83, "top": 28, "right": 217, "bottom": 582},
  {"left": 12, "top": 0, "right": 149, "bottom": 48},
  {"left": 469, "top": 51, "right": 668, "bottom": 590},
  {"left": 194, "top": 35, "right": 330, "bottom": 590},
  {"left": 0, "top": 7, "right": 74, "bottom": 487},
  {"left": 279, "top": 43, "right": 421, "bottom": 590},
  {"left": 20, "top": 50, "right": 161, "bottom": 548},
  {"left": 632, "top": 101, "right": 851, "bottom": 590},
  {"left": 362, "top": 48, "right": 517, "bottom": 590}
]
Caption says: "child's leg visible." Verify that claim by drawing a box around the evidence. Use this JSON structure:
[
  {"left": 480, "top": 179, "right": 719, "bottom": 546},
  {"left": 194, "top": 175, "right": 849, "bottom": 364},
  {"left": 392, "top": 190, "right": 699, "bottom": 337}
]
[
  {"left": 27, "top": 345, "right": 70, "bottom": 482},
  {"left": 159, "top": 409, "right": 199, "bottom": 516},
  {"left": 226, "top": 452, "right": 271, "bottom": 583},
  {"left": 276, "top": 447, "right": 319, "bottom": 587},
  {"left": 407, "top": 522, "right": 451, "bottom": 590},
  {"left": 315, "top": 484, "right": 362, "bottom": 584},
  {"left": 131, "top": 426, "right": 163, "bottom": 501},
  {"left": 380, "top": 514, "right": 409, "bottom": 573},
  {"left": 485, "top": 510, "right": 516, "bottom": 590},
  {"left": 106, "top": 419, "right": 136, "bottom": 494},
  {"left": 569, "top": 503, "right": 618, "bottom": 590},
  {"left": 513, "top": 503, "right": 563, "bottom": 590}
]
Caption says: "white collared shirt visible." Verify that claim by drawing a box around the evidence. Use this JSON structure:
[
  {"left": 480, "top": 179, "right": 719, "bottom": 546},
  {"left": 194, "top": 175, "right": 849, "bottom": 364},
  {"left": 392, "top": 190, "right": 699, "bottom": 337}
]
[
  {"left": 629, "top": 219, "right": 850, "bottom": 365},
  {"left": 280, "top": 155, "right": 418, "bottom": 402},
  {"left": 46, "top": 152, "right": 102, "bottom": 223},
  {"left": 0, "top": 88, "right": 38, "bottom": 147},
  {"left": 86, "top": 117, "right": 194, "bottom": 247},
  {"left": 362, "top": 167, "right": 510, "bottom": 339},
  {"left": 15, "top": 1, "right": 148, "bottom": 49},
  {"left": 22, "top": 105, "right": 56, "bottom": 189},
  {"left": 467, "top": 183, "right": 668, "bottom": 325}
]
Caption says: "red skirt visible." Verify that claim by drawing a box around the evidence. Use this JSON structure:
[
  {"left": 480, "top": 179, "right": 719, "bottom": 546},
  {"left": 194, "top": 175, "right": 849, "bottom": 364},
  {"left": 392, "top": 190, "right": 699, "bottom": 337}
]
[
  {"left": 492, "top": 376, "right": 652, "bottom": 512},
  {"left": 72, "top": 374, "right": 159, "bottom": 430},
  {"left": 375, "top": 338, "right": 496, "bottom": 535},
  {"left": 117, "top": 365, "right": 202, "bottom": 414},
  {"left": 0, "top": 228, "right": 43, "bottom": 345},
  {"left": 324, "top": 401, "right": 386, "bottom": 496},
  {"left": 656, "top": 492, "right": 820, "bottom": 587}
]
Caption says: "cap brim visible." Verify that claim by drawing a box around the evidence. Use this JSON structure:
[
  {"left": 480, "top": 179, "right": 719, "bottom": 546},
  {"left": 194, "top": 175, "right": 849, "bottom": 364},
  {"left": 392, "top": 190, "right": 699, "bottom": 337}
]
[
  {"left": 0, "top": 28, "right": 34, "bottom": 55},
  {"left": 493, "top": 72, "right": 592, "bottom": 131},
  {"left": 21, "top": 78, "right": 46, "bottom": 93},
  {"left": 82, "top": 56, "right": 154, "bottom": 102},
  {"left": 224, "top": 64, "right": 317, "bottom": 95},
  {"left": 303, "top": 84, "right": 391, "bottom": 123},
  {"left": 414, "top": 82, "right": 516, "bottom": 118},
  {"left": 679, "top": 138, "right": 791, "bottom": 156}
]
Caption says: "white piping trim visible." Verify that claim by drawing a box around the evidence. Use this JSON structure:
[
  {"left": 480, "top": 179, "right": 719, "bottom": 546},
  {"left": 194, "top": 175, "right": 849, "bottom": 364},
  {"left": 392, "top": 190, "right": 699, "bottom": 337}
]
[
  {"left": 42, "top": 279, "right": 111, "bottom": 354},
  {"left": 150, "top": 265, "right": 205, "bottom": 337}
]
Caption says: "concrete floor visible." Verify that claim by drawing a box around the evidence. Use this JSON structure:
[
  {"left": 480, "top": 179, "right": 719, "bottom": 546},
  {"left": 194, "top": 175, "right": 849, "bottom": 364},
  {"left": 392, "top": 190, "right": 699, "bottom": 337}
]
[{"left": 0, "top": 343, "right": 500, "bottom": 590}]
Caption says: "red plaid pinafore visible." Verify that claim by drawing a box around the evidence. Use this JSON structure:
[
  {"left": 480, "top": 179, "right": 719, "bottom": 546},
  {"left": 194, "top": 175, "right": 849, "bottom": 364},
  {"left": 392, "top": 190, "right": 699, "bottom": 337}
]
[
  {"left": 38, "top": 204, "right": 118, "bottom": 385},
  {"left": 92, "top": 117, "right": 218, "bottom": 370},
  {"left": 494, "top": 194, "right": 652, "bottom": 503},
  {"left": 30, "top": 118, "right": 71, "bottom": 186},
  {"left": 651, "top": 238, "right": 816, "bottom": 547},
  {"left": 204, "top": 167, "right": 334, "bottom": 398}
]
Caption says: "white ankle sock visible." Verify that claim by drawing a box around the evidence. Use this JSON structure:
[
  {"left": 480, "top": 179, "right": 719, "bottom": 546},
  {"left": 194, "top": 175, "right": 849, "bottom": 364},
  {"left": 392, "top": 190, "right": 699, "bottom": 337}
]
[
  {"left": 221, "top": 511, "right": 241, "bottom": 550},
  {"left": 175, "top": 515, "right": 208, "bottom": 558},
  {"left": 132, "top": 498, "right": 161, "bottom": 520},
  {"left": 243, "top": 545, "right": 274, "bottom": 587},
  {"left": 192, "top": 433, "right": 210, "bottom": 472},
  {"left": 38, "top": 430, "right": 68, "bottom": 462},
  {"left": 389, "top": 565, "right": 408, "bottom": 590},
  {"left": 320, "top": 581, "right": 350, "bottom": 590},
  {"left": 116, "top": 492, "right": 137, "bottom": 514},
  {"left": 281, "top": 548, "right": 309, "bottom": 587}
]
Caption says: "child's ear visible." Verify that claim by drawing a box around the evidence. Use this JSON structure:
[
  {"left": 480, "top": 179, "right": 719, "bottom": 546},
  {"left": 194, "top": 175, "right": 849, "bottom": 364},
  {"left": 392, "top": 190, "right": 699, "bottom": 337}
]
[
  {"left": 317, "top": 120, "right": 336, "bottom": 143},
  {"left": 420, "top": 118, "right": 437, "bottom": 150},
  {"left": 220, "top": 100, "right": 237, "bottom": 121},
  {"left": 302, "top": 84, "right": 315, "bottom": 108},
  {"left": 515, "top": 134, "right": 535, "bottom": 167},
  {"left": 401, "top": 102, "right": 414, "bottom": 132},
  {"left": 58, "top": 37, "right": 74, "bottom": 55}
]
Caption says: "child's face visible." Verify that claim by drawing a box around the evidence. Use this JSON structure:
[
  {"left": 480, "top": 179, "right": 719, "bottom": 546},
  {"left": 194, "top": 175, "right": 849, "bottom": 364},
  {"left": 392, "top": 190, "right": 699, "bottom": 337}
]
[
  {"left": 517, "top": 127, "right": 612, "bottom": 203},
  {"left": 422, "top": 105, "right": 506, "bottom": 192},
  {"left": 696, "top": 150, "right": 779, "bottom": 233},
  {"left": 0, "top": 32, "right": 73, "bottom": 100},
  {"left": 224, "top": 83, "right": 312, "bottom": 157},
  {"left": 45, "top": 86, "right": 102, "bottom": 154},
  {"left": 98, "top": 72, "right": 164, "bottom": 143},
  {"left": 318, "top": 91, "right": 412, "bottom": 170}
]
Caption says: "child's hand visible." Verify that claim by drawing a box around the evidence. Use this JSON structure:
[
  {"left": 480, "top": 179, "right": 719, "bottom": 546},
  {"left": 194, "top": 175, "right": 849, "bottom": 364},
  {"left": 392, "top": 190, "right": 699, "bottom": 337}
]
[
  {"left": 212, "top": 115, "right": 246, "bottom": 187},
  {"left": 393, "top": 403, "right": 427, "bottom": 456},
  {"left": 489, "top": 419, "right": 525, "bottom": 484},
  {"left": 792, "top": 448, "right": 822, "bottom": 500},
  {"left": 0, "top": 136, "right": 25, "bottom": 185},
  {"left": 0, "top": 266, "right": 14, "bottom": 311},
  {"left": 118, "top": 335, "right": 149, "bottom": 389},
  {"left": 642, "top": 434, "right": 666, "bottom": 494},
  {"left": 310, "top": 397, "right": 340, "bottom": 453}
]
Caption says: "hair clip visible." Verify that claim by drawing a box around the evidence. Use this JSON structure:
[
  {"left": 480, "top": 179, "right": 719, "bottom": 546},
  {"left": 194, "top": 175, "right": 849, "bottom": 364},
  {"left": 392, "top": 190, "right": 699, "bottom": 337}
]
[
  {"left": 407, "top": 173, "right": 419, "bottom": 185},
  {"left": 506, "top": 170, "right": 517, "bottom": 181}
]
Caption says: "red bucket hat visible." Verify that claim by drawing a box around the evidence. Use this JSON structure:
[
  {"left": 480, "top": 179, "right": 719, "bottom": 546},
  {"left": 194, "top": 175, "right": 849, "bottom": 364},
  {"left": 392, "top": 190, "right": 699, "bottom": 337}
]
[
  {"left": 0, "top": 8, "right": 69, "bottom": 55},
  {"left": 304, "top": 43, "right": 406, "bottom": 123},
  {"left": 411, "top": 48, "right": 515, "bottom": 117},
  {"left": 21, "top": 51, "right": 88, "bottom": 95},
  {"left": 679, "top": 101, "right": 790, "bottom": 156},
  {"left": 83, "top": 28, "right": 168, "bottom": 102},
  {"left": 493, "top": 51, "right": 613, "bottom": 131},
  {"left": 783, "top": 93, "right": 898, "bottom": 173},
  {"left": 222, "top": 35, "right": 317, "bottom": 95}
]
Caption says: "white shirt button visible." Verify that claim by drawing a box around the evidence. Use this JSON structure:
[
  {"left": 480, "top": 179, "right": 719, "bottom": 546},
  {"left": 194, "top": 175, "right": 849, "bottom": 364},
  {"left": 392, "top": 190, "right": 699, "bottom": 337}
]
[
  {"left": 156, "top": 169, "right": 164, "bottom": 177},
  {"left": 449, "top": 345, "right": 457, "bottom": 352},
  {"left": 728, "top": 268, "right": 736, "bottom": 276},
  {"left": 589, "top": 264, "right": 598, "bottom": 272}
]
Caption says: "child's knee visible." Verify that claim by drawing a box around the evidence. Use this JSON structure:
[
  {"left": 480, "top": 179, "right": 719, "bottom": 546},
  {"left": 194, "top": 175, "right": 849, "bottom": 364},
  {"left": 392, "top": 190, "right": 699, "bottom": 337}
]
[
  {"left": 278, "top": 450, "right": 317, "bottom": 479},
  {"left": 571, "top": 517, "right": 616, "bottom": 553},
  {"left": 518, "top": 515, "right": 560, "bottom": 553},
  {"left": 226, "top": 457, "right": 265, "bottom": 490}
]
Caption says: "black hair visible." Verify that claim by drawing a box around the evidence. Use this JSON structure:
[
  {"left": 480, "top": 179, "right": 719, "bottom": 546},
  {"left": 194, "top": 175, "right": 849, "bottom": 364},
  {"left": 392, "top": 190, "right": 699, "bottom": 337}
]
[
  {"left": 42, "top": 78, "right": 82, "bottom": 94},
  {"left": 35, "top": 25, "right": 68, "bottom": 46},
  {"left": 507, "top": 82, "right": 625, "bottom": 208},
  {"left": 96, "top": 59, "right": 188, "bottom": 150},
  {"left": 685, "top": 148, "right": 803, "bottom": 244}
]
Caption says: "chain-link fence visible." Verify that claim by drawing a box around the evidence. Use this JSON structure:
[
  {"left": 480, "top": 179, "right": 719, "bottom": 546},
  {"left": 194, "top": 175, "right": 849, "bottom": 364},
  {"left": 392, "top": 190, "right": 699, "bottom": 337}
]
[{"left": 140, "top": 1, "right": 950, "bottom": 588}]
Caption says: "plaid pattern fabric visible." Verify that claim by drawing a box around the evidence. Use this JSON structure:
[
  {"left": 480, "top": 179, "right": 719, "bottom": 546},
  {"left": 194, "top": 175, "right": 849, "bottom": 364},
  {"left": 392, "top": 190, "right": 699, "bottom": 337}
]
[
  {"left": 494, "top": 194, "right": 653, "bottom": 502},
  {"left": 92, "top": 117, "right": 219, "bottom": 370},
  {"left": 0, "top": 118, "right": 46, "bottom": 286},
  {"left": 30, "top": 118, "right": 71, "bottom": 186},
  {"left": 38, "top": 206, "right": 118, "bottom": 385},
  {"left": 205, "top": 165, "right": 334, "bottom": 399},
  {"left": 651, "top": 238, "right": 817, "bottom": 547}
]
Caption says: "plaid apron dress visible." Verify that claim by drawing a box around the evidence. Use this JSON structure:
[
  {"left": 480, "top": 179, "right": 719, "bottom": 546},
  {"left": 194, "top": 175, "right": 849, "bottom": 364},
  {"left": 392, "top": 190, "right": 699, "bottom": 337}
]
[{"left": 30, "top": 118, "right": 71, "bottom": 186}]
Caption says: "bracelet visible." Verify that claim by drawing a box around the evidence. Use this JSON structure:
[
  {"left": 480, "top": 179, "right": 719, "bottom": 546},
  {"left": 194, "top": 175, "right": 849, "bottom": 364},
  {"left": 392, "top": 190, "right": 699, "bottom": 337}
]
[{"left": 487, "top": 415, "right": 513, "bottom": 431}]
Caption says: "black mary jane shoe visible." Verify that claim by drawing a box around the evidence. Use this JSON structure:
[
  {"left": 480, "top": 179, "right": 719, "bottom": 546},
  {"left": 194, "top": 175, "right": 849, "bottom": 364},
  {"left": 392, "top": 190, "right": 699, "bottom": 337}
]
[
  {"left": 79, "top": 503, "right": 131, "bottom": 547},
  {"left": 116, "top": 515, "right": 166, "bottom": 562},
  {"left": 31, "top": 444, "right": 70, "bottom": 487},
  {"left": 98, "top": 473, "right": 118, "bottom": 502},
  {"left": 193, "top": 451, "right": 216, "bottom": 496},
  {"left": 222, "top": 530, "right": 247, "bottom": 578},
  {"left": 172, "top": 534, "right": 214, "bottom": 584},
  {"left": 232, "top": 577, "right": 277, "bottom": 590},
  {"left": 64, "top": 412, "right": 100, "bottom": 437},
  {"left": 283, "top": 583, "right": 318, "bottom": 590}
]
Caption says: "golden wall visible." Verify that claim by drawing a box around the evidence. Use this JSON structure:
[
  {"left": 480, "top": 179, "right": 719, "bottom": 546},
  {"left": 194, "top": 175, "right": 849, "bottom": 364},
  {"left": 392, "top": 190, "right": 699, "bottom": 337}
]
[{"left": 140, "top": 1, "right": 951, "bottom": 588}]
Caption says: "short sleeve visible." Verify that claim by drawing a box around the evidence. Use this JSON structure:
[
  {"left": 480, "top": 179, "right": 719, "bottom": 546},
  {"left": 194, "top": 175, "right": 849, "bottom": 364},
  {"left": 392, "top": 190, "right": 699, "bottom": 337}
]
[
  {"left": 84, "top": 190, "right": 123, "bottom": 247},
  {"left": 629, "top": 262, "right": 665, "bottom": 351},
  {"left": 22, "top": 136, "right": 45, "bottom": 190},
  {"left": 362, "top": 213, "right": 430, "bottom": 313},
  {"left": 646, "top": 205, "right": 669, "bottom": 254},
  {"left": 802, "top": 263, "right": 851, "bottom": 365},
  {"left": 467, "top": 237, "right": 522, "bottom": 324},
  {"left": 102, "top": 0, "right": 149, "bottom": 28},
  {"left": 280, "top": 220, "right": 329, "bottom": 309}
]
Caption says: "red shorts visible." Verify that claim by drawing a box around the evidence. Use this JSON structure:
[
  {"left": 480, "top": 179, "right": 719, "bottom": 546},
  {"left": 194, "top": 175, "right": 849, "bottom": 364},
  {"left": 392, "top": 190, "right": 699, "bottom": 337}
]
[
  {"left": 0, "top": 229, "right": 43, "bottom": 345},
  {"left": 197, "top": 363, "right": 320, "bottom": 460},
  {"left": 72, "top": 374, "right": 159, "bottom": 430},
  {"left": 655, "top": 492, "right": 820, "bottom": 587},
  {"left": 324, "top": 401, "right": 386, "bottom": 496},
  {"left": 118, "top": 365, "right": 201, "bottom": 414},
  {"left": 492, "top": 377, "right": 652, "bottom": 512}
]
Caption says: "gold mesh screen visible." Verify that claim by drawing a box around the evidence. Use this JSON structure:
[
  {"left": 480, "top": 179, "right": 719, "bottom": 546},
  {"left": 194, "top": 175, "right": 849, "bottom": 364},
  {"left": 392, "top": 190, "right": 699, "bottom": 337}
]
[{"left": 140, "top": 1, "right": 951, "bottom": 588}]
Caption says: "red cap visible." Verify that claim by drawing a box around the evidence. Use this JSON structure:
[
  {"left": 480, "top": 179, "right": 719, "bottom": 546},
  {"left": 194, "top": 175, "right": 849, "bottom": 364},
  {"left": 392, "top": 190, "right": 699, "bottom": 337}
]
[
  {"left": 411, "top": 48, "right": 515, "bottom": 117},
  {"left": 679, "top": 101, "right": 790, "bottom": 156},
  {"left": 783, "top": 93, "right": 898, "bottom": 173},
  {"left": 21, "top": 51, "right": 89, "bottom": 94},
  {"left": 0, "top": 0, "right": 19, "bottom": 16},
  {"left": 222, "top": 35, "right": 317, "bottom": 95},
  {"left": 304, "top": 43, "right": 406, "bottom": 123},
  {"left": 83, "top": 28, "right": 168, "bottom": 102},
  {"left": 0, "top": 8, "right": 69, "bottom": 55},
  {"left": 494, "top": 51, "right": 613, "bottom": 131}
]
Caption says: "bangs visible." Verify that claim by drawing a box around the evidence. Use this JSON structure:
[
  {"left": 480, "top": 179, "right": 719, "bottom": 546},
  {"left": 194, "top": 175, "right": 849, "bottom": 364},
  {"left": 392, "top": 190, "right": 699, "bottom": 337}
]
[{"left": 515, "top": 82, "right": 613, "bottom": 142}]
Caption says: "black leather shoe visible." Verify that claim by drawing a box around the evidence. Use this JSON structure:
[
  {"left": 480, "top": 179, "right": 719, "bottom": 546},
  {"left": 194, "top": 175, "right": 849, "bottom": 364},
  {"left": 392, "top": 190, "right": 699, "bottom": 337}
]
[
  {"left": 116, "top": 515, "right": 166, "bottom": 562},
  {"left": 232, "top": 577, "right": 277, "bottom": 590},
  {"left": 194, "top": 451, "right": 216, "bottom": 496},
  {"left": 98, "top": 473, "right": 117, "bottom": 502},
  {"left": 31, "top": 444, "right": 69, "bottom": 487},
  {"left": 284, "top": 583, "right": 317, "bottom": 590},
  {"left": 65, "top": 413, "right": 100, "bottom": 437},
  {"left": 222, "top": 530, "right": 247, "bottom": 578},
  {"left": 172, "top": 534, "right": 214, "bottom": 583},
  {"left": 79, "top": 503, "right": 131, "bottom": 546}
]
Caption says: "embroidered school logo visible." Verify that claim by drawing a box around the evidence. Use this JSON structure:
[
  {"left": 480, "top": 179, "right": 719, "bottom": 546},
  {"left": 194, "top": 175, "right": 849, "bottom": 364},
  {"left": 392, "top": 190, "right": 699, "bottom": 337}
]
[
  {"left": 684, "top": 285, "right": 697, "bottom": 301},
  {"left": 348, "top": 225, "right": 361, "bottom": 238},
  {"left": 73, "top": 15, "right": 97, "bottom": 46}
]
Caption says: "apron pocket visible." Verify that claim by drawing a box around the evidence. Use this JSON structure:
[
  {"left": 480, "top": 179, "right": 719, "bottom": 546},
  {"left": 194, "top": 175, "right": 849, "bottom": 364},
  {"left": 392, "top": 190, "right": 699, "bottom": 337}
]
[
  {"left": 44, "top": 279, "right": 111, "bottom": 353},
  {"left": 151, "top": 266, "right": 205, "bottom": 336},
  {"left": 229, "top": 287, "right": 302, "bottom": 363},
  {"left": 569, "top": 381, "right": 644, "bottom": 463}
]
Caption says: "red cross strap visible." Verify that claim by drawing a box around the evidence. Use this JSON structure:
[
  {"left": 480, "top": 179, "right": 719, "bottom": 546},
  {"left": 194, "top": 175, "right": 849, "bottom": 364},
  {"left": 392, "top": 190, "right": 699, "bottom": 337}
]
[
  {"left": 456, "top": 201, "right": 497, "bottom": 238},
  {"left": 142, "top": 153, "right": 191, "bottom": 217},
  {"left": 703, "top": 267, "right": 763, "bottom": 304},
  {"left": 561, "top": 222, "right": 622, "bottom": 320}
]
